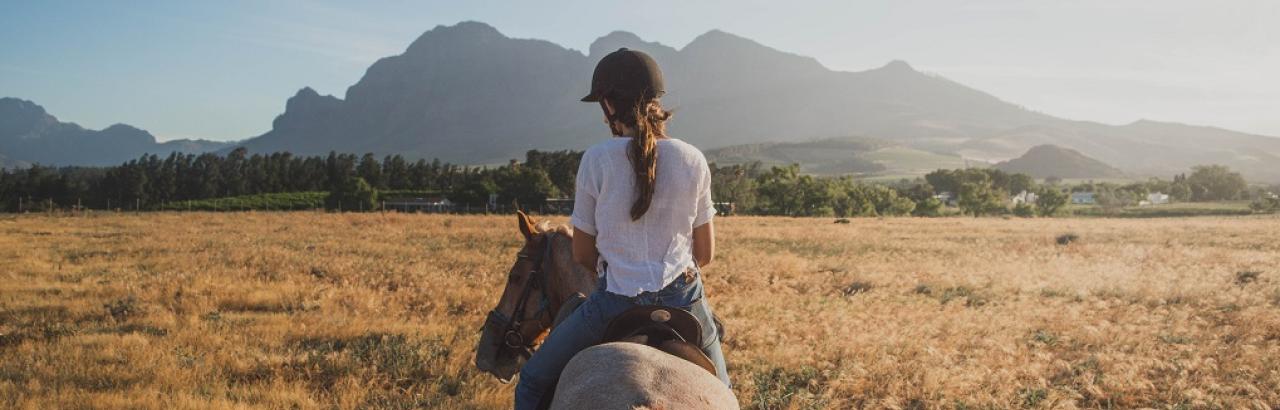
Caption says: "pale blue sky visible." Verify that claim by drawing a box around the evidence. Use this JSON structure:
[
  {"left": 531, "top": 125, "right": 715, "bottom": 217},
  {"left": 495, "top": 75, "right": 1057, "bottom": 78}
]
[{"left": 2, "top": 0, "right": 1277, "bottom": 141}]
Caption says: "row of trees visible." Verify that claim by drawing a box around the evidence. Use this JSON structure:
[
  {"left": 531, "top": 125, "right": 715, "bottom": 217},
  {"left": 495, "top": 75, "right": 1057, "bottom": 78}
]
[
  {"left": 0, "top": 148, "right": 582, "bottom": 212},
  {"left": 711, "top": 162, "right": 1270, "bottom": 217},
  {"left": 712, "top": 164, "right": 1054, "bottom": 217},
  {"left": 1, "top": 146, "right": 1273, "bottom": 216}
]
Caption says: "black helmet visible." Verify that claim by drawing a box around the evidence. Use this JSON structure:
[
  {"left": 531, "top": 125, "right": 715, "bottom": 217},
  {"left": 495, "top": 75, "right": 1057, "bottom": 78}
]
[{"left": 580, "top": 48, "right": 665, "bottom": 102}]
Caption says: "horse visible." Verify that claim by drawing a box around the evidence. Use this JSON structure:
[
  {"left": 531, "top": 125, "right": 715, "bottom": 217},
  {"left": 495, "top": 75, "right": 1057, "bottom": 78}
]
[{"left": 474, "top": 211, "right": 738, "bottom": 409}]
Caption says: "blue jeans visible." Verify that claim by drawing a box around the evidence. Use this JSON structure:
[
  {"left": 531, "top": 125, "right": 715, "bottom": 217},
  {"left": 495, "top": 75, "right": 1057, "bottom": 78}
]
[{"left": 513, "top": 268, "right": 730, "bottom": 410}]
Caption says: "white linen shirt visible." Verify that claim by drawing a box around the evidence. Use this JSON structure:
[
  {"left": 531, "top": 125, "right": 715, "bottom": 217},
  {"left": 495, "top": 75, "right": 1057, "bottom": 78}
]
[{"left": 570, "top": 137, "right": 716, "bottom": 297}]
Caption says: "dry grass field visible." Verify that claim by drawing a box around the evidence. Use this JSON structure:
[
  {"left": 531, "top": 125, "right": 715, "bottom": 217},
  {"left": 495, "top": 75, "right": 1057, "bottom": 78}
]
[{"left": 2, "top": 212, "right": 1279, "bottom": 409}]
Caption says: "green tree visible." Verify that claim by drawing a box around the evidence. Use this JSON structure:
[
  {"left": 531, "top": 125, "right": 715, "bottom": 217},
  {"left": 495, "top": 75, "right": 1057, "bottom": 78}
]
[
  {"left": 711, "top": 162, "right": 760, "bottom": 214},
  {"left": 383, "top": 155, "right": 411, "bottom": 190},
  {"left": 1009, "top": 173, "right": 1036, "bottom": 195},
  {"left": 755, "top": 165, "right": 805, "bottom": 216},
  {"left": 326, "top": 176, "right": 377, "bottom": 211},
  {"left": 958, "top": 181, "right": 1005, "bottom": 217},
  {"left": 1186, "top": 165, "right": 1246, "bottom": 201},
  {"left": 1095, "top": 188, "right": 1135, "bottom": 212},
  {"left": 495, "top": 166, "right": 558, "bottom": 209},
  {"left": 450, "top": 178, "right": 498, "bottom": 208},
  {"left": 1034, "top": 187, "right": 1068, "bottom": 216},
  {"left": 357, "top": 153, "right": 385, "bottom": 189}
]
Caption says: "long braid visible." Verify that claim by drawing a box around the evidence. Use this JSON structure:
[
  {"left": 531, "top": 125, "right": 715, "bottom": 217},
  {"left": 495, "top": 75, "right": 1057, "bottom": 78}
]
[{"left": 627, "top": 99, "right": 672, "bottom": 220}]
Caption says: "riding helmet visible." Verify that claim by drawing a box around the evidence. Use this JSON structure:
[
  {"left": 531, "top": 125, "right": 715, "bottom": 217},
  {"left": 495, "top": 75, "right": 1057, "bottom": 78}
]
[{"left": 580, "top": 48, "right": 665, "bottom": 102}]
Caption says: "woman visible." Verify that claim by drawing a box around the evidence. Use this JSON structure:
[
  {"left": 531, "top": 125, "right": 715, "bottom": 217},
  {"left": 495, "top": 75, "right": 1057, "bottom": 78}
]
[{"left": 514, "top": 48, "right": 729, "bottom": 409}]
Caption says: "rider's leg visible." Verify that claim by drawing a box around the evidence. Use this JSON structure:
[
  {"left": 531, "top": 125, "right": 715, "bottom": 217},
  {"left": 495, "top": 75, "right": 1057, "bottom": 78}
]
[
  {"left": 513, "top": 286, "right": 632, "bottom": 410},
  {"left": 691, "top": 297, "right": 730, "bottom": 386}
]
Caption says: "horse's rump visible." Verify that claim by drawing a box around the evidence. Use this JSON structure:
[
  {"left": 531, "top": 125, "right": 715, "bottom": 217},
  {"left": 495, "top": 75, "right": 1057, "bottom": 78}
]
[{"left": 550, "top": 342, "right": 737, "bottom": 410}]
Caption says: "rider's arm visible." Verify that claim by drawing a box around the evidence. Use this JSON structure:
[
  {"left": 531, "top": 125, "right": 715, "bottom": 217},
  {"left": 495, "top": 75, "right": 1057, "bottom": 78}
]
[
  {"left": 692, "top": 221, "right": 714, "bottom": 268},
  {"left": 572, "top": 228, "right": 599, "bottom": 274},
  {"left": 570, "top": 148, "right": 600, "bottom": 274},
  {"left": 692, "top": 152, "right": 715, "bottom": 268}
]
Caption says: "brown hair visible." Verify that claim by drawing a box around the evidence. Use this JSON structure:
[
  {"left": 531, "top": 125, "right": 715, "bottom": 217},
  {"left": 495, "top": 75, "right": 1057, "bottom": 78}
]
[{"left": 603, "top": 96, "right": 673, "bottom": 220}]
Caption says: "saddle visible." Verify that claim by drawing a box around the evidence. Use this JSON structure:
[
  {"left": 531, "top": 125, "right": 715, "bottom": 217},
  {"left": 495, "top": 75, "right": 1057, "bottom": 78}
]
[{"left": 600, "top": 305, "right": 718, "bottom": 377}]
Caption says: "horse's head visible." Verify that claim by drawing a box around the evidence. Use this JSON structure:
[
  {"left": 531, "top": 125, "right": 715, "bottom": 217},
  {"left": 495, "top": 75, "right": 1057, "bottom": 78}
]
[{"left": 475, "top": 211, "right": 562, "bottom": 383}]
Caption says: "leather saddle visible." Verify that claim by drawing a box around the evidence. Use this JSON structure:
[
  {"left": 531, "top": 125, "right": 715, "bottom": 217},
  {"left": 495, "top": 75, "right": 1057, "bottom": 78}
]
[{"left": 600, "top": 305, "right": 717, "bottom": 377}]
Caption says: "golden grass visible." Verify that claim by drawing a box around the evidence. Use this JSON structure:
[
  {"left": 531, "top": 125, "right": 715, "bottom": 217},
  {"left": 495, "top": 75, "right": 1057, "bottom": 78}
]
[{"left": 1, "top": 212, "right": 1278, "bottom": 409}]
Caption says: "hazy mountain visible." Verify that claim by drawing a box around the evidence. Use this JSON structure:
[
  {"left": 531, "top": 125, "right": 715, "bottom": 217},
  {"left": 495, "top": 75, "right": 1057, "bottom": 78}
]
[
  {"left": 0, "top": 98, "right": 232, "bottom": 166},
  {"left": 234, "top": 22, "right": 595, "bottom": 163},
  {"left": 705, "top": 136, "right": 969, "bottom": 176},
  {"left": 234, "top": 22, "right": 1053, "bottom": 163},
  {"left": 994, "top": 144, "right": 1125, "bottom": 179},
  {"left": 230, "top": 21, "right": 1280, "bottom": 182},
  {"left": 7, "top": 21, "right": 1279, "bottom": 182}
]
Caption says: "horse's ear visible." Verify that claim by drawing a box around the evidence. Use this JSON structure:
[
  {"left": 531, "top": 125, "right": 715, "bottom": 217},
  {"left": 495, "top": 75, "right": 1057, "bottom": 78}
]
[{"left": 517, "top": 210, "right": 537, "bottom": 242}]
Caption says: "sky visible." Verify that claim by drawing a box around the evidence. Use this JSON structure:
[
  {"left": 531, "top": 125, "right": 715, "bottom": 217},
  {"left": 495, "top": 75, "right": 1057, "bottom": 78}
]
[{"left": 2, "top": 0, "right": 1277, "bottom": 142}]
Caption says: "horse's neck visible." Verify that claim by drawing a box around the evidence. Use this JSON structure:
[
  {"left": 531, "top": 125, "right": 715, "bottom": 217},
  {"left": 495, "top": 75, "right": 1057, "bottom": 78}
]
[{"left": 548, "top": 234, "right": 598, "bottom": 301}]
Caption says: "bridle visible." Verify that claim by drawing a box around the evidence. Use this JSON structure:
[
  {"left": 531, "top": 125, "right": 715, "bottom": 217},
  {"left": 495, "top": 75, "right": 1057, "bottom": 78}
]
[{"left": 485, "top": 232, "right": 557, "bottom": 360}]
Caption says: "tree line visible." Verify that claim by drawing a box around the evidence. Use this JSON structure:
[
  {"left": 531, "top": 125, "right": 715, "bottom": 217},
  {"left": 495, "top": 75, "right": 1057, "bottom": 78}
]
[
  {"left": 1, "top": 147, "right": 1274, "bottom": 215},
  {"left": 710, "top": 162, "right": 1274, "bottom": 217},
  {"left": 0, "top": 148, "right": 582, "bottom": 212}
]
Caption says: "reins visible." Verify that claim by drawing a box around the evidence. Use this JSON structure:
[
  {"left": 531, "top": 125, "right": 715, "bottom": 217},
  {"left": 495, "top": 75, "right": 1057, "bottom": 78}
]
[{"left": 488, "top": 231, "right": 557, "bottom": 360}]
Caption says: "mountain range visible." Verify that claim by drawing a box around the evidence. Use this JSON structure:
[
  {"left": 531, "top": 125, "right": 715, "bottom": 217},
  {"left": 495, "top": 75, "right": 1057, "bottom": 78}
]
[
  {"left": 3, "top": 21, "right": 1279, "bottom": 182},
  {"left": 0, "top": 98, "right": 231, "bottom": 167}
]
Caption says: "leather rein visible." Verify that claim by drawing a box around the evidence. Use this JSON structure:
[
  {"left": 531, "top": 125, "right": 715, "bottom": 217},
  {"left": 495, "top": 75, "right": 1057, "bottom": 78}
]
[{"left": 486, "top": 232, "right": 557, "bottom": 360}]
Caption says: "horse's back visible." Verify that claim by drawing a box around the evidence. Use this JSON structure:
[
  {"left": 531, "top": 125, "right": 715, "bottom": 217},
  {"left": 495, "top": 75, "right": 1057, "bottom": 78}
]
[{"left": 550, "top": 342, "right": 738, "bottom": 410}]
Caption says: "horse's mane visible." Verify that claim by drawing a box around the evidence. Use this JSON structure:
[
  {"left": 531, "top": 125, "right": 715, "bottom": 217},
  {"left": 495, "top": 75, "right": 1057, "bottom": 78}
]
[{"left": 534, "top": 220, "right": 573, "bottom": 237}]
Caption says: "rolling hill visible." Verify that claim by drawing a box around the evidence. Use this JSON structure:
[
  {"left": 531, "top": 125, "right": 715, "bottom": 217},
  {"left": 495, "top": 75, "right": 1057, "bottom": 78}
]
[
  {"left": 705, "top": 137, "right": 966, "bottom": 176},
  {"left": 994, "top": 144, "right": 1125, "bottom": 179}
]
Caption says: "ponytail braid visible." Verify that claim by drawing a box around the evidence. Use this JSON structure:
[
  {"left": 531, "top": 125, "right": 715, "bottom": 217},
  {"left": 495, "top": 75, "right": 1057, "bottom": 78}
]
[{"left": 606, "top": 97, "right": 672, "bottom": 220}]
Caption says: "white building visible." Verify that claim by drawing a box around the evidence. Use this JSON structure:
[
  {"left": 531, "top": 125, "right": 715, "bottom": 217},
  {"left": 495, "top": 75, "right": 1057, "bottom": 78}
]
[
  {"left": 1071, "top": 192, "right": 1096, "bottom": 205},
  {"left": 1012, "top": 190, "right": 1039, "bottom": 206},
  {"left": 934, "top": 191, "right": 956, "bottom": 206},
  {"left": 1146, "top": 192, "right": 1170, "bottom": 205}
]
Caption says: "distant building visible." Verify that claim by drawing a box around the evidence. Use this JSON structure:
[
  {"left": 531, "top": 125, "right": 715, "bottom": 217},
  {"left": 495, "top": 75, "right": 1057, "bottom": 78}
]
[
  {"left": 544, "top": 198, "right": 574, "bottom": 215},
  {"left": 934, "top": 191, "right": 956, "bottom": 206},
  {"left": 384, "top": 196, "right": 453, "bottom": 213},
  {"left": 1071, "top": 192, "right": 1096, "bottom": 205},
  {"left": 1146, "top": 192, "right": 1170, "bottom": 205},
  {"left": 1012, "top": 190, "right": 1038, "bottom": 206}
]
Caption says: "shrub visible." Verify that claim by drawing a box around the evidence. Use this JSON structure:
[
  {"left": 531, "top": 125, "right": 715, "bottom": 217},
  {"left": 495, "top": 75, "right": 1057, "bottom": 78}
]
[
  {"left": 1056, "top": 233, "right": 1079, "bottom": 245},
  {"left": 1250, "top": 197, "right": 1280, "bottom": 213},
  {"left": 1013, "top": 203, "right": 1035, "bottom": 218},
  {"left": 1030, "top": 329, "right": 1059, "bottom": 346},
  {"left": 912, "top": 197, "right": 943, "bottom": 217},
  {"left": 104, "top": 295, "right": 141, "bottom": 322},
  {"left": 1235, "top": 271, "right": 1261, "bottom": 286}
]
